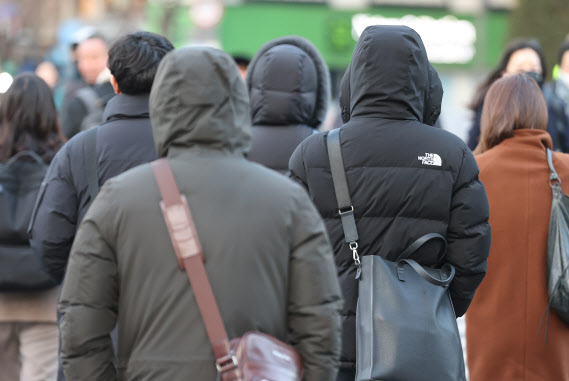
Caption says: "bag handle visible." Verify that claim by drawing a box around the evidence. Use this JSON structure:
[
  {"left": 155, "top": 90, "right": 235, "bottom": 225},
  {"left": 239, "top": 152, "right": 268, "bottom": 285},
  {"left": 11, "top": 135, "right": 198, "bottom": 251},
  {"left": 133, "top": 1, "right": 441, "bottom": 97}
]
[
  {"left": 396, "top": 233, "right": 447, "bottom": 262},
  {"left": 397, "top": 259, "right": 455, "bottom": 288},
  {"left": 151, "top": 159, "right": 238, "bottom": 375},
  {"left": 327, "top": 128, "right": 361, "bottom": 274}
]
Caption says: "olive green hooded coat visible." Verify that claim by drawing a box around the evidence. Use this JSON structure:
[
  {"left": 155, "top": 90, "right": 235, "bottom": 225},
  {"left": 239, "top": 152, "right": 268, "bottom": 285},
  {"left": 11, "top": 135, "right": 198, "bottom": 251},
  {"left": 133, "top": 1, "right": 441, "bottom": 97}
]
[{"left": 58, "top": 47, "right": 343, "bottom": 380}]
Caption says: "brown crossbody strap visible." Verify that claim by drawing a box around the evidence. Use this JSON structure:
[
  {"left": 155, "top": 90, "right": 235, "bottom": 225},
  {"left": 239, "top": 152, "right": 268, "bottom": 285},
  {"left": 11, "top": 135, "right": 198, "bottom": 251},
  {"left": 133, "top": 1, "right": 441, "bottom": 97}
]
[{"left": 151, "top": 159, "right": 237, "bottom": 371}]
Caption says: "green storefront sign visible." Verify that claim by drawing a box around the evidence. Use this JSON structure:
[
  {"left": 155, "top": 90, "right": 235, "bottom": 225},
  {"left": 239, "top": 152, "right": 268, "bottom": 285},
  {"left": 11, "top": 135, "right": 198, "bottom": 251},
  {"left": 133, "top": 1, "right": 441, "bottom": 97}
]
[{"left": 146, "top": 3, "right": 510, "bottom": 70}]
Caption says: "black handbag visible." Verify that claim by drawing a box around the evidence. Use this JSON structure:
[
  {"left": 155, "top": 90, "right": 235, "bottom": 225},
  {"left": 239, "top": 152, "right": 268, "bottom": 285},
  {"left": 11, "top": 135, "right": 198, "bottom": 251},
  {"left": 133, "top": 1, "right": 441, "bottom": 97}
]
[
  {"left": 326, "top": 128, "right": 465, "bottom": 381},
  {"left": 0, "top": 151, "right": 56, "bottom": 291},
  {"left": 545, "top": 148, "right": 569, "bottom": 325}
]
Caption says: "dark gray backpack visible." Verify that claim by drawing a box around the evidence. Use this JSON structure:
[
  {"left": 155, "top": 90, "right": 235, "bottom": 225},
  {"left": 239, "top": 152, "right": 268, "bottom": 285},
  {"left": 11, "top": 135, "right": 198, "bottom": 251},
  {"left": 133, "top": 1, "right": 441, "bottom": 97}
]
[{"left": 0, "top": 151, "right": 56, "bottom": 290}]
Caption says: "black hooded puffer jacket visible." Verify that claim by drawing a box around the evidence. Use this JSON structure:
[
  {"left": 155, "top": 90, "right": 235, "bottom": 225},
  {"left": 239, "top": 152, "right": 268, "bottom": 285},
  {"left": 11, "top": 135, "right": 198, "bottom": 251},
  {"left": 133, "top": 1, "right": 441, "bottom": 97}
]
[
  {"left": 289, "top": 25, "right": 491, "bottom": 372},
  {"left": 246, "top": 36, "right": 330, "bottom": 174}
]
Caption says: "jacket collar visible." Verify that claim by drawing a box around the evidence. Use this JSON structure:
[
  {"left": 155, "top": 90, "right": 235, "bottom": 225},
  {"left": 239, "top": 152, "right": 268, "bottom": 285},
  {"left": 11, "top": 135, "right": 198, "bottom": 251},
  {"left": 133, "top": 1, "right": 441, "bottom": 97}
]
[
  {"left": 102, "top": 93, "right": 150, "bottom": 122},
  {"left": 507, "top": 129, "right": 553, "bottom": 150}
]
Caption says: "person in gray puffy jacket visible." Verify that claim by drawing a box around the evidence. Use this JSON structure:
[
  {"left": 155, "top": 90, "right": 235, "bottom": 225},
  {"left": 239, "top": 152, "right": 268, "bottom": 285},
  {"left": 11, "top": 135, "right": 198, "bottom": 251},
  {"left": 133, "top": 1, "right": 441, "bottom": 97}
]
[
  {"left": 246, "top": 36, "right": 330, "bottom": 174},
  {"left": 58, "top": 46, "right": 343, "bottom": 381}
]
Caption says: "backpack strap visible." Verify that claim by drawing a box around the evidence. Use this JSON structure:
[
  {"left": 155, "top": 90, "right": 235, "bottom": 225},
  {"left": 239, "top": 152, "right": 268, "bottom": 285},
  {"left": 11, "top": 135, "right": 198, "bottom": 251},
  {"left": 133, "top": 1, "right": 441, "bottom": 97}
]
[
  {"left": 151, "top": 159, "right": 237, "bottom": 376},
  {"left": 83, "top": 128, "right": 100, "bottom": 202},
  {"left": 5, "top": 151, "right": 45, "bottom": 167}
]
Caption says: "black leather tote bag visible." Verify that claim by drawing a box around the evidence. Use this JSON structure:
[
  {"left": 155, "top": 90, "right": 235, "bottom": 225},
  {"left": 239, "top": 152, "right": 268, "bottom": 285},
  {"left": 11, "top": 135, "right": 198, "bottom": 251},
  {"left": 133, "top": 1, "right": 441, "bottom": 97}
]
[
  {"left": 0, "top": 151, "right": 56, "bottom": 290},
  {"left": 327, "top": 128, "right": 465, "bottom": 381},
  {"left": 546, "top": 148, "right": 569, "bottom": 324}
]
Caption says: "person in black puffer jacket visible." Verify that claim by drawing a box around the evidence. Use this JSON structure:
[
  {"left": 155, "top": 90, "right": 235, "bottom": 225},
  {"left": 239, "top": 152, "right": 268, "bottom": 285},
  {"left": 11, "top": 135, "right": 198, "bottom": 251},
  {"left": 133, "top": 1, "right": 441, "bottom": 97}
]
[
  {"left": 246, "top": 36, "right": 330, "bottom": 174},
  {"left": 289, "top": 25, "right": 491, "bottom": 380}
]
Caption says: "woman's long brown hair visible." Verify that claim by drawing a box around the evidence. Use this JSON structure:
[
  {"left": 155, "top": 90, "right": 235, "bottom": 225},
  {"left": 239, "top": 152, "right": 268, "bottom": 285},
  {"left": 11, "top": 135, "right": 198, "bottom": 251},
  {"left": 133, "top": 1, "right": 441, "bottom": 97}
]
[
  {"left": 474, "top": 73, "right": 548, "bottom": 155},
  {"left": 0, "top": 73, "right": 65, "bottom": 163}
]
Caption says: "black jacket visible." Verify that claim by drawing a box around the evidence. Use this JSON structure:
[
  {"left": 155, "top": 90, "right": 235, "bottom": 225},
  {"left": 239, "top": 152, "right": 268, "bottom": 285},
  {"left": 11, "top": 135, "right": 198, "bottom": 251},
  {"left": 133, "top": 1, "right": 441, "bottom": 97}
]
[
  {"left": 246, "top": 36, "right": 330, "bottom": 173},
  {"left": 29, "top": 93, "right": 157, "bottom": 283},
  {"left": 289, "top": 25, "right": 491, "bottom": 370}
]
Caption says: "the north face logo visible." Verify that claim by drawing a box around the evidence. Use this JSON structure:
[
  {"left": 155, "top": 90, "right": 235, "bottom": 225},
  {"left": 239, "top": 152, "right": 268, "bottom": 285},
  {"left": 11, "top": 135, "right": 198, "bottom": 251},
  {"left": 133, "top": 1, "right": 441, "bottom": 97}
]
[{"left": 418, "top": 153, "right": 442, "bottom": 166}]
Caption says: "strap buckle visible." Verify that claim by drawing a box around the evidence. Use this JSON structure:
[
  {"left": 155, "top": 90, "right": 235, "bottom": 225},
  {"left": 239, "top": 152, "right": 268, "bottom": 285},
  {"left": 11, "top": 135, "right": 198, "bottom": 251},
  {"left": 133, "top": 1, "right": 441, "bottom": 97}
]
[
  {"left": 338, "top": 206, "right": 354, "bottom": 216},
  {"left": 216, "top": 353, "right": 239, "bottom": 373},
  {"left": 349, "top": 241, "right": 360, "bottom": 265}
]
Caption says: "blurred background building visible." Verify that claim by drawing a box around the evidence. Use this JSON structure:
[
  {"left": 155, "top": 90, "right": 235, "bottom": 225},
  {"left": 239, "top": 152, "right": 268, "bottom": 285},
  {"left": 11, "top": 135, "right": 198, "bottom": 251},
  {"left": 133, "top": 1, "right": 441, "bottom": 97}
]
[{"left": 0, "top": 0, "right": 568, "bottom": 140}]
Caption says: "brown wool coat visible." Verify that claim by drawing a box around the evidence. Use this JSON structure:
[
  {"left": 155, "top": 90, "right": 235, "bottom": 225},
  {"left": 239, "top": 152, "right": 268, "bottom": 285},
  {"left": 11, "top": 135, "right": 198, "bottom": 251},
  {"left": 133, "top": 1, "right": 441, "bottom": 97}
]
[{"left": 466, "top": 129, "right": 569, "bottom": 381}]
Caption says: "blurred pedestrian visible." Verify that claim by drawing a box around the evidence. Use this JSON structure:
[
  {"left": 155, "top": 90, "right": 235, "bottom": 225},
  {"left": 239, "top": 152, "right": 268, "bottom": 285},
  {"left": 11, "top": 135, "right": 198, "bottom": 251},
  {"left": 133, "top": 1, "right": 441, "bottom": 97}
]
[
  {"left": 29, "top": 30, "right": 174, "bottom": 381},
  {"left": 30, "top": 31, "right": 174, "bottom": 286},
  {"left": 57, "top": 46, "right": 342, "bottom": 380},
  {"left": 467, "top": 39, "right": 547, "bottom": 150},
  {"left": 467, "top": 73, "right": 569, "bottom": 381},
  {"left": 35, "top": 61, "right": 64, "bottom": 109},
  {"left": 246, "top": 36, "right": 329, "bottom": 174},
  {"left": 60, "top": 33, "right": 115, "bottom": 138},
  {"left": 289, "top": 25, "right": 491, "bottom": 380},
  {"left": 544, "top": 40, "right": 569, "bottom": 152},
  {"left": 0, "top": 73, "right": 65, "bottom": 381}
]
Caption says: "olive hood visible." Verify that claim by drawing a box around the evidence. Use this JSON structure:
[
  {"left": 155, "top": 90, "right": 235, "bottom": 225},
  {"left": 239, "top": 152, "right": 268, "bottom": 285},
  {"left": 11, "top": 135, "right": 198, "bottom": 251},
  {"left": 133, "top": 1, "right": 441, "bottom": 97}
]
[{"left": 150, "top": 47, "right": 252, "bottom": 157}]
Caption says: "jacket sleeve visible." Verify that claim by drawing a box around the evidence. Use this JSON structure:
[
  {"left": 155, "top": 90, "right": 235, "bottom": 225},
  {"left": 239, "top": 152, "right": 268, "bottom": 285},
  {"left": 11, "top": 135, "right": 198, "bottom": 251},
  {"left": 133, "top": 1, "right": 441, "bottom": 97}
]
[
  {"left": 446, "top": 147, "right": 491, "bottom": 317},
  {"left": 28, "top": 144, "right": 79, "bottom": 284},
  {"left": 58, "top": 180, "right": 119, "bottom": 381},
  {"left": 287, "top": 188, "right": 343, "bottom": 381},
  {"left": 289, "top": 142, "right": 309, "bottom": 191}
]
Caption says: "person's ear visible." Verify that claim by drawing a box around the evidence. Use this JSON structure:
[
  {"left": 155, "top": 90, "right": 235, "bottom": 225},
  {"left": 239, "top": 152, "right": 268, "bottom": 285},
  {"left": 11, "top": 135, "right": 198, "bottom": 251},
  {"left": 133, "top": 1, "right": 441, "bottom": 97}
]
[{"left": 110, "top": 75, "right": 121, "bottom": 94}]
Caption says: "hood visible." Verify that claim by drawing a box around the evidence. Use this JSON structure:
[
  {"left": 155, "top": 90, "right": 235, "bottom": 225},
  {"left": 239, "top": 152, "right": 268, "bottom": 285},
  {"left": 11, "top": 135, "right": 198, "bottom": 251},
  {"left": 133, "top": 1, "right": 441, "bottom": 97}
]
[
  {"left": 150, "top": 47, "right": 251, "bottom": 157},
  {"left": 246, "top": 36, "right": 330, "bottom": 128},
  {"left": 348, "top": 25, "right": 442, "bottom": 124}
]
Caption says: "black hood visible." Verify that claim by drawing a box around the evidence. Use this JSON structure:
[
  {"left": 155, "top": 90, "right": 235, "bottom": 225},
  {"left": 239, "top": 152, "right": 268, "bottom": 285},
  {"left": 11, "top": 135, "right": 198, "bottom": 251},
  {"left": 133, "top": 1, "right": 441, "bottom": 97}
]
[
  {"left": 347, "top": 25, "right": 442, "bottom": 125},
  {"left": 246, "top": 36, "right": 330, "bottom": 128}
]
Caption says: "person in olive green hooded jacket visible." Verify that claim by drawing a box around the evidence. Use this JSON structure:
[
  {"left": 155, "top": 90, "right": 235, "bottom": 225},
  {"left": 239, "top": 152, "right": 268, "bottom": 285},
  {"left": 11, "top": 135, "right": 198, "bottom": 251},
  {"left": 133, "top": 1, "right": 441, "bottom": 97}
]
[{"left": 57, "top": 46, "right": 343, "bottom": 380}]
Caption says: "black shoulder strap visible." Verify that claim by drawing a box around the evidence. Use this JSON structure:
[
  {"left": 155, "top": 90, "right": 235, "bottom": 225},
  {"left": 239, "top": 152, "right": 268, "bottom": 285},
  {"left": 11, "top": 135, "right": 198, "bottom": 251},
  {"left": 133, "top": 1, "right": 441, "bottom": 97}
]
[
  {"left": 84, "top": 128, "right": 99, "bottom": 201},
  {"left": 327, "top": 128, "right": 358, "bottom": 244}
]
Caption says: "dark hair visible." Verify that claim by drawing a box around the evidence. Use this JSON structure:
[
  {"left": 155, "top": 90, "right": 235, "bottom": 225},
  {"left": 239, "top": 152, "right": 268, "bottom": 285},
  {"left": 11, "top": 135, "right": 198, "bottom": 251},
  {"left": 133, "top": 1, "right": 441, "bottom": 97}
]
[
  {"left": 470, "top": 39, "right": 547, "bottom": 112},
  {"left": 0, "top": 73, "right": 65, "bottom": 163},
  {"left": 474, "top": 73, "right": 548, "bottom": 154},
  {"left": 108, "top": 32, "right": 174, "bottom": 95},
  {"left": 233, "top": 55, "right": 250, "bottom": 67},
  {"left": 558, "top": 41, "right": 569, "bottom": 65}
]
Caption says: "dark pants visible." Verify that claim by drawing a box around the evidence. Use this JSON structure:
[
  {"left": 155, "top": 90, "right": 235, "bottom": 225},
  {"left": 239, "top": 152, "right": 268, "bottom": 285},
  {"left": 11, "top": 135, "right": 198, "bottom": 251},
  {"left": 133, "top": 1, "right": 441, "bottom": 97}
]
[{"left": 337, "top": 367, "right": 356, "bottom": 381}]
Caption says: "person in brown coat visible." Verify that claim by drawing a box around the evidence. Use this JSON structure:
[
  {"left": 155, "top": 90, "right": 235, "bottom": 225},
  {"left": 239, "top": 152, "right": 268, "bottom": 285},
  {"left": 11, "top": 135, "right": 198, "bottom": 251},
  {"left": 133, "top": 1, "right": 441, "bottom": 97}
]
[{"left": 466, "top": 73, "right": 569, "bottom": 380}]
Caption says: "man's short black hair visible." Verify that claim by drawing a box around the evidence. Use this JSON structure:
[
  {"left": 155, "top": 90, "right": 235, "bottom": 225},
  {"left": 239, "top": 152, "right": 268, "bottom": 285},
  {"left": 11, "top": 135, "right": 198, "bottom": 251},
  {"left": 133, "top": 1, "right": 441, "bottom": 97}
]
[{"left": 108, "top": 32, "right": 174, "bottom": 95}]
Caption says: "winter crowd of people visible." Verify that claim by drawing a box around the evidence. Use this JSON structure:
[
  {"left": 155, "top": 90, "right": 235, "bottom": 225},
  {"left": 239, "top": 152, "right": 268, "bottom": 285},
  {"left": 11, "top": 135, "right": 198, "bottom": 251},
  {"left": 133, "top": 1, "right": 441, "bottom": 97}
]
[{"left": 0, "top": 24, "right": 568, "bottom": 381}]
